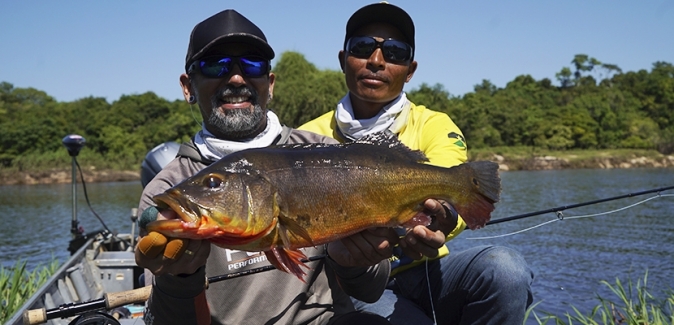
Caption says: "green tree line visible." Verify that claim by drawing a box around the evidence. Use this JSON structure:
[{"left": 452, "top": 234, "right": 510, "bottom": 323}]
[{"left": 1, "top": 53, "right": 672, "bottom": 171}]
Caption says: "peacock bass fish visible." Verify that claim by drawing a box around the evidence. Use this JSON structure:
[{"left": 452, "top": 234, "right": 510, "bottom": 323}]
[{"left": 146, "top": 132, "right": 501, "bottom": 281}]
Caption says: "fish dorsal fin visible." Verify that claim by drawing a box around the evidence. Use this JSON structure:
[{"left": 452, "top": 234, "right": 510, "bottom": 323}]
[
  {"left": 353, "top": 131, "right": 428, "bottom": 163},
  {"left": 271, "top": 131, "right": 427, "bottom": 163},
  {"left": 273, "top": 142, "right": 335, "bottom": 150}
]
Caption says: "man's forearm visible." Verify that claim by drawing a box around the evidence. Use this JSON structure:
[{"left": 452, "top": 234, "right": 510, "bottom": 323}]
[{"left": 326, "top": 257, "right": 390, "bottom": 303}]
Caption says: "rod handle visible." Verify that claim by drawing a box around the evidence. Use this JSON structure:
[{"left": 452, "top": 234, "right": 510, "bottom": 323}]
[
  {"left": 22, "top": 286, "right": 152, "bottom": 325},
  {"left": 22, "top": 309, "right": 46, "bottom": 325},
  {"left": 105, "top": 285, "right": 152, "bottom": 309}
]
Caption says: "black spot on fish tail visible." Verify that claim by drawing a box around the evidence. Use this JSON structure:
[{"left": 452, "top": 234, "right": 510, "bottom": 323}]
[
  {"left": 450, "top": 161, "right": 501, "bottom": 229},
  {"left": 468, "top": 161, "right": 501, "bottom": 203}
]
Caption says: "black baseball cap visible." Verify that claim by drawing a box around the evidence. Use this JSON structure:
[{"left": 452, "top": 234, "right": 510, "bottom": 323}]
[
  {"left": 344, "top": 2, "right": 415, "bottom": 51},
  {"left": 184, "top": 9, "right": 275, "bottom": 71}
]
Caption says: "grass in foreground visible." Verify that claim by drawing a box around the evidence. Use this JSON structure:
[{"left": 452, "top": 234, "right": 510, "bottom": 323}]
[
  {"left": 0, "top": 259, "right": 60, "bottom": 323},
  {"left": 527, "top": 272, "right": 674, "bottom": 325}
]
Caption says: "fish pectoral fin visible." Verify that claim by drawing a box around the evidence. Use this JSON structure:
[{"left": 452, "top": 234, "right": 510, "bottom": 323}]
[
  {"left": 278, "top": 215, "right": 315, "bottom": 247},
  {"left": 264, "top": 248, "right": 309, "bottom": 282}
]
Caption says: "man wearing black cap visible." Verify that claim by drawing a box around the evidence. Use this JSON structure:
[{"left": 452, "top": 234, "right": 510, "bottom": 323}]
[
  {"left": 135, "top": 9, "right": 393, "bottom": 325},
  {"left": 300, "top": 2, "right": 534, "bottom": 324}
]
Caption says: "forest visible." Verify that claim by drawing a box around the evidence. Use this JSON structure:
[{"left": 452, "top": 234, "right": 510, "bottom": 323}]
[{"left": 1, "top": 53, "right": 672, "bottom": 172}]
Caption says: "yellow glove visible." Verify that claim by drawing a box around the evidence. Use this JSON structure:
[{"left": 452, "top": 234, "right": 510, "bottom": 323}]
[{"left": 137, "top": 206, "right": 189, "bottom": 260}]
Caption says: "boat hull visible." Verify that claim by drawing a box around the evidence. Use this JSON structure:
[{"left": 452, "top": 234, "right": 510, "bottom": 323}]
[{"left": 6, "top": 234, "right": 146, "bottom": 325}]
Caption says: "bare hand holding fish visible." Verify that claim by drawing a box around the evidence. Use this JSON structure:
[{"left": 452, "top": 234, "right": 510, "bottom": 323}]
[
  {"left": 399, "top": 198, "right": 458, "bottom": 260},
  {"left": 145, "top": 133, "right": 501, "bottom": 281}
]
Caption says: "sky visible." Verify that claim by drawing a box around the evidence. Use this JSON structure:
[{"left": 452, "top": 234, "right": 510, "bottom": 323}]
[{"left": 1, "top": 1, "right": 673, "bottom": 104}]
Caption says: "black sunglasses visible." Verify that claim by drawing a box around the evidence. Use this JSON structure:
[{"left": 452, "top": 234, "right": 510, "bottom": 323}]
[
  {"left": 346, "top": 36, "right": 414, "bottom": 62},
  {"left": 188, "top": 56, "right": 270, "bottom": 78}
]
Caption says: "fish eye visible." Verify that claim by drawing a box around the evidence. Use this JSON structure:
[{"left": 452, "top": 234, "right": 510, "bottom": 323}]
[{"left": 203, "top": 174, "right": 222, "bottom": 188}]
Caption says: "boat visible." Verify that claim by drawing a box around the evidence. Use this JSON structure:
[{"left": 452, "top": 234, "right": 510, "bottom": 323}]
[
  {"left": 4, "top": 136, "right": 178, "bottom": 325},
  {"left": 6, "top": 233, "right": 147, "bottom": 325}
]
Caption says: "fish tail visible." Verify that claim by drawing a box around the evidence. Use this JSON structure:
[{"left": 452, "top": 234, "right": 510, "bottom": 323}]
[
  {"left": 264, "top": 248, "right": 310, "bottom": 282},
  {"left": 451, "top": 161, "right": 501, "bottom": 230},
  {"left": 468, "top": 161, "right": 501, "bottom": 203}
]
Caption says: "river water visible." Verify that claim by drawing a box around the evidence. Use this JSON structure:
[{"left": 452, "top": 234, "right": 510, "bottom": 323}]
[{"left": 1, "top": 168, "right": 673, "bottom": 320}]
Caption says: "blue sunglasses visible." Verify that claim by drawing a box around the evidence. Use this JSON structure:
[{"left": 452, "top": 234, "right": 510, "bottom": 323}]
[{"left": 188, "top": 56, "right": 270, "bottom": 78}]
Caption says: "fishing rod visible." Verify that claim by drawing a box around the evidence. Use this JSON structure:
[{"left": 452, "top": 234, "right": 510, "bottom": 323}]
[
  {"left": 22, "top": 255, "right": 326, "bottom": 325},
  {"left": 487, "top": 185, "right": 674, "bottom": 225}
]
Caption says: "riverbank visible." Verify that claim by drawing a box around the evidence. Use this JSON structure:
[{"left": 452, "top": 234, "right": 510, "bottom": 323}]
[
  {"left": 470, "top": 147, "right": 674, "bottom": 171},
  {"left": 1, "top": 149, "right": 673, "bottom": 185},
  {"left": 0, "top": 167, "right": 139, "bottom": 186},
  {"left": 487, "top": 152, "right": 674, "bottom": 171}
]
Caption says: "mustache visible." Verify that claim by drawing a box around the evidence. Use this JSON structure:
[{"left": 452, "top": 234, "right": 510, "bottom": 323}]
[
  {"left": 212, "top": 85, "right": 259, "bottom": 104},
  {"left": 358, "top": 72, "right": 390, "bottom": 83}
]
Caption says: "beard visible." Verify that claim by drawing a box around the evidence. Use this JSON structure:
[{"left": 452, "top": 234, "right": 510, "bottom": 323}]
[{"left": 205, "top": 86, "right": 266, "bottom": 139}]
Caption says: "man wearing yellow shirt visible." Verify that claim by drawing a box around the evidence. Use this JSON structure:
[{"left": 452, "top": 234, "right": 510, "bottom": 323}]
[{"left": 300, "top": 3, "right": 534, "bottom": 324}]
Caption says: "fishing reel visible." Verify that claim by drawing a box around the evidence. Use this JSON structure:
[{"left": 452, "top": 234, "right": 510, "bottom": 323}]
[
  {"left": 68, "top": 312, "right": 121, "bottom": 325},
  {"left": 67, "top": 306, "right": 133, "bottom": 325}
]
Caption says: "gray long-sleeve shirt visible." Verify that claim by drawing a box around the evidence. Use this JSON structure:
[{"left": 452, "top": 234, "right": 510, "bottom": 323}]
[{"left": 139, "top": 128, "right": 390, "bottom": 325}]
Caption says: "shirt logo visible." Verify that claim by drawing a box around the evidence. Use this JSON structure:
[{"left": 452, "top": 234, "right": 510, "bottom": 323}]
[{"left": 448, "top": 132, "right": 467, "bottom": 149}]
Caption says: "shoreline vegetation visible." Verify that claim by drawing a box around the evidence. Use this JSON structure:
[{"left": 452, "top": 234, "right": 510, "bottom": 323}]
[
  {"left": 2, "top": 54, "right": 674, "bottom": 188},
  {"left": 1, "top": 148, "right": 672, "bottom": 186}
]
